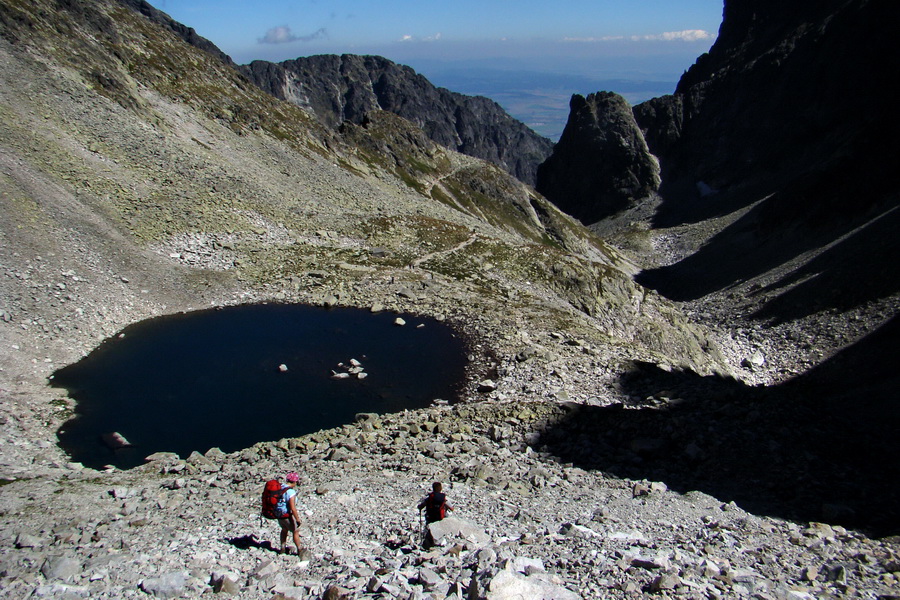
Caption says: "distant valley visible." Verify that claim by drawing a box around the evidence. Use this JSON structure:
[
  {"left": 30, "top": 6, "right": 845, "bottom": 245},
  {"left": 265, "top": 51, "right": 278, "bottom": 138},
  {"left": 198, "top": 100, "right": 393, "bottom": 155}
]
[{"left": 413, "top": 67, "right": 678, "bottom": 140}]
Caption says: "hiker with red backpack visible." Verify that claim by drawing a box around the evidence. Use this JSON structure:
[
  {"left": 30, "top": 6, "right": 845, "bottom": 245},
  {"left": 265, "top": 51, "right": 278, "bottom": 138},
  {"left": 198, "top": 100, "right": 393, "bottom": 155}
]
[
  {"left": 418, "top": 481, "right": 453, "bottom": 524},
  {"left": 417, "top": 481, "right": 453, "bottom": 547},
  {"left": 261, "top": 472, "right": 303, "bottom": 555}
]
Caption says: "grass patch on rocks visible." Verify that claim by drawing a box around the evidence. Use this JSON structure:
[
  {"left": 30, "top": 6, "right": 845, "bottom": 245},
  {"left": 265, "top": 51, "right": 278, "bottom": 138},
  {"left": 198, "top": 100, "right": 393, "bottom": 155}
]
[{"left": 360, "top": 215, "right": 474, "bottom": 266}]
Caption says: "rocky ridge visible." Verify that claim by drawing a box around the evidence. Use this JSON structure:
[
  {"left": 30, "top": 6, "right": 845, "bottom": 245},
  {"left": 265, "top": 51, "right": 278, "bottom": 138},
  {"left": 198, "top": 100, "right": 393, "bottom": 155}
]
[
  {"left": 240, "top": 54, "right": 555, "bottom": 187},
  {"left": 0, "top": 0, "right": 898, "bottom": 598}
]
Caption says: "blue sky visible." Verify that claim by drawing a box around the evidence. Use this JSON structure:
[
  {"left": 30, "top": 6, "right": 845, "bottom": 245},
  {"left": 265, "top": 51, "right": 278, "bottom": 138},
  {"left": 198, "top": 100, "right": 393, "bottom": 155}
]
[
  {"left": 152, "top": 1, "right": 723, "bottom": 138},
  {"left": 154, "top": 0, "right": 723, "bottom": 76}
]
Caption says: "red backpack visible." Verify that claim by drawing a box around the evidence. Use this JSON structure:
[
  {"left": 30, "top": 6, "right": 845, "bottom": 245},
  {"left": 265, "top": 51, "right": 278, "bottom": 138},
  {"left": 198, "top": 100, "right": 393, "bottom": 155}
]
[
  {"left": 261, "top": 480, "right": 288, "bottom": 519},
  {"left": 424, "top": 492, "right": 447, "bottom": 522}
]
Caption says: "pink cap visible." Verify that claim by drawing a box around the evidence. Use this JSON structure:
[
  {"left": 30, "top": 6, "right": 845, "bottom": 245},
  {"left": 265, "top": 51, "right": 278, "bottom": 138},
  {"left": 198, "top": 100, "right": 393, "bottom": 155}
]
[{"left": 286, "top": 472, "right": 300, "bottom": 482}]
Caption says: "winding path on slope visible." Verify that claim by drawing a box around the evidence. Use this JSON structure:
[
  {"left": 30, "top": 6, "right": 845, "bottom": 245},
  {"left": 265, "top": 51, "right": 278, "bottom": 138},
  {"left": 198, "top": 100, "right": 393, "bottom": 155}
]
[{"left": 409, "top": 232, "right": 479, "bottom": 268}]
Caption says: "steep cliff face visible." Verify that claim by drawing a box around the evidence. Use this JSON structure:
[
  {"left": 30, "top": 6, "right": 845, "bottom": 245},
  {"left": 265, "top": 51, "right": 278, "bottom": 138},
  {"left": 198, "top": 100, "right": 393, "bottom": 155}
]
[
  {"left": 630, "top": 0, "right": 899, "bottom": 312},
  {"left": 535, "top": 92, "right": 660, "bottom": 224},
  {"left": 634, "top": 0, "right": 897, "bottom": 228},
  {"left": 240, "top": 54, "right": 554, "bottom": 187}
]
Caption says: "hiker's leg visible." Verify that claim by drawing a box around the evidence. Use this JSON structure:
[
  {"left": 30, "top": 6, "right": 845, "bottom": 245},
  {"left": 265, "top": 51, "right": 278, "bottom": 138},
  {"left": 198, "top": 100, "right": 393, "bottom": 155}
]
[
  {"left": 422, "top": 518, "right": 433, "bottom": 547},
  {"left": 291, "top": 518, "right": 302, "bottom": 552},
  {"left": 278, "top": 519, "right": 289, "bottom": 553}
]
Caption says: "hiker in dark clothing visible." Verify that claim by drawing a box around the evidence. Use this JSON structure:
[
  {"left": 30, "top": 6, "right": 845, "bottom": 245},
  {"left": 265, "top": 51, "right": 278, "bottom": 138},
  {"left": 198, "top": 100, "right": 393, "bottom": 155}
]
[{"left": 418, "top": 481, "right": 453, "bottom": 524}]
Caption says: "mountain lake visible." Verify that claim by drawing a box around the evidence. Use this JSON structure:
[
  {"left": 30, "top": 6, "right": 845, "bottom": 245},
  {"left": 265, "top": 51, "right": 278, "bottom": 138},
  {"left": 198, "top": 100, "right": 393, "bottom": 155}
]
[{"left": 50, "top": 303, "right": 469, "bottom": 470}]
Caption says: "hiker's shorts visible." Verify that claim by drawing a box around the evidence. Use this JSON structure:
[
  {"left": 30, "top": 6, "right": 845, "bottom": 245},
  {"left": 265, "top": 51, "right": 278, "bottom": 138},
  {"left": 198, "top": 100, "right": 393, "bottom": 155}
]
[{"left": 278, "top": 517, "right": 296, "bottom": 532}]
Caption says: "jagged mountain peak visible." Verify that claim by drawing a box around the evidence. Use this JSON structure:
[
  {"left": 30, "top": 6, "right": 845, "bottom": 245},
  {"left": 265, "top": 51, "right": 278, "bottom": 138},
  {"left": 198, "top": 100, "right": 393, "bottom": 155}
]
[
  {"left": 535, "top": 91, "right": 660, "bottom": 224},
  {"left": 240, "top": 53, "right": 555, "bottom": 186}
]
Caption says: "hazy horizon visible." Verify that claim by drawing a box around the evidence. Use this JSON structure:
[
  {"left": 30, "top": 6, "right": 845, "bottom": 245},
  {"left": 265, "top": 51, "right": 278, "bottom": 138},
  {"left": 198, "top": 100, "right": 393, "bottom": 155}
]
[
  {"left": 399, "top": 54, "right": 693, "bottom": 140},
  {"left": 154, "top": 0, "right": 722, "bottom": 140}
]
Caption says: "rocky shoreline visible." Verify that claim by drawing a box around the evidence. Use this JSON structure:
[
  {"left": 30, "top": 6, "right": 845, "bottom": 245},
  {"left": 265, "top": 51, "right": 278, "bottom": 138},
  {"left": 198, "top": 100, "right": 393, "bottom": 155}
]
[{"left": 1, "top": 398, "right": 899, "bottom": 599}]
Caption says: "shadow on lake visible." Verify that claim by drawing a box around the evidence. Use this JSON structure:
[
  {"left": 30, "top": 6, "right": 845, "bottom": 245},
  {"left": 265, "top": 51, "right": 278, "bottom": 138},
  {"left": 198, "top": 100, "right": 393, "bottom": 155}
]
[
  {"left": 51, "top": 304, "right": 468, "bottom": 471},
  {"left": 536, "top": 316, "right": 900, "bottom": 537}
]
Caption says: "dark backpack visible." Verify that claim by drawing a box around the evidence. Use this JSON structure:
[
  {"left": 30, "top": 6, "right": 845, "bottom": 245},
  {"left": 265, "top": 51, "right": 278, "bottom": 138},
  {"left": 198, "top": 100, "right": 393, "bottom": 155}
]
[
  {"left": 261, "top": 480, "right": 288, "bottom": 519},
  {"left": 424, "top": 492, "right": 447, "bottom": 522}
]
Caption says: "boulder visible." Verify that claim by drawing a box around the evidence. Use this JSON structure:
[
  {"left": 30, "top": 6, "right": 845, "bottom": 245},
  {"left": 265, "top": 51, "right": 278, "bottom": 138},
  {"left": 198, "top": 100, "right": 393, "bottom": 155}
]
[
  {"left": 486, "top": 569, "right": 582, "bottom": 600},
  {"left": 417, "top": 567, "right": 443, "bottom": 589},
  {"left": 477, "top": 379, "right": 497, "bottom": 393},
  {"left": 15, "top": 532, "right": 44, "bottom": 548},
  {"left": 210, "top": 573, "right": 241, "bottom": 594},
  {"left": 502, "top": 556, "right": 545, "bottom": 574},
  {"left": 250, "top": 559, "right": 280, "bottom": 580},
  {"left": 40, "top": 556, "right": 83, "bottom": 582},
  {"left": 140, "top": 571, "right": 191, "bottom": 599},
  {"left": 650, "top": 573, "right": 681, "bottom": 592},
  {"left": 100, "top": 431, "right": 133, "bottom": 449},
  {"left": 427, "top": 516, "right": 490, "bottom": 546}
]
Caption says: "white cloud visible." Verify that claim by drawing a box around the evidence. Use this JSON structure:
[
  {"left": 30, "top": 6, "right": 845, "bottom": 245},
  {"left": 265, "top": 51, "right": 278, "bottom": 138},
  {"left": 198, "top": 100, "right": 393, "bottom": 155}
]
[
  {"left": 397, "top": 32, "right": 442, "bottom": 43},
  {"left": 641, "top": 29, "right": 714, "bottom": 42},
  {"left": 258, "top": 26, "right": 328, "bottom": 45},
  {"left": 564, "top": 29, "right": 714, "bottom": 44}
]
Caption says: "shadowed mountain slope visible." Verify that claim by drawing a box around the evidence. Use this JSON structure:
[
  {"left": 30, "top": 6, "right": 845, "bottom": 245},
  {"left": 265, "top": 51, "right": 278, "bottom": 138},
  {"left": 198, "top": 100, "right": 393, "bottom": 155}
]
[
  {"left": 631, "top": 0, "right": 899, "bottom": 311},
  {"left": 535, "top": 0, "right": 898, "bottom": 318},
  {"left": 535, "top": 91, "right": 660, "bottom": 224},
  {"left": 539, "top": 313, "right": 900, "bottom": 536},
  {"left": 530, "top": 0, "right": 900, "bottom": 537}
]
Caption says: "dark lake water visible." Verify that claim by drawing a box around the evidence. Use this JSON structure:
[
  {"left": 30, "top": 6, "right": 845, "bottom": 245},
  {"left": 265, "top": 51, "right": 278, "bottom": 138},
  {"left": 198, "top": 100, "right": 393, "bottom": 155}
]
[{"left": 50, "top": 304, "right": 468, "bottom": 470}]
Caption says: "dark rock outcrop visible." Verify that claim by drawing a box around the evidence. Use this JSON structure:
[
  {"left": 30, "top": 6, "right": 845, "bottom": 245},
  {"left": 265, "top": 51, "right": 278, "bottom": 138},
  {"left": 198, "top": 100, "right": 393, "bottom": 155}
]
[
  {"left": 535, "top": 92, "right": 660, "bottom": 224},
  {"left": 631, "top": 0, "right": 900, "bottom": 310},
  {"left": 633, "top": 0, "right": 898, "bottom": 228},
  {"left": 240, "top": 54, "right": 554, "bottom": 186}
]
